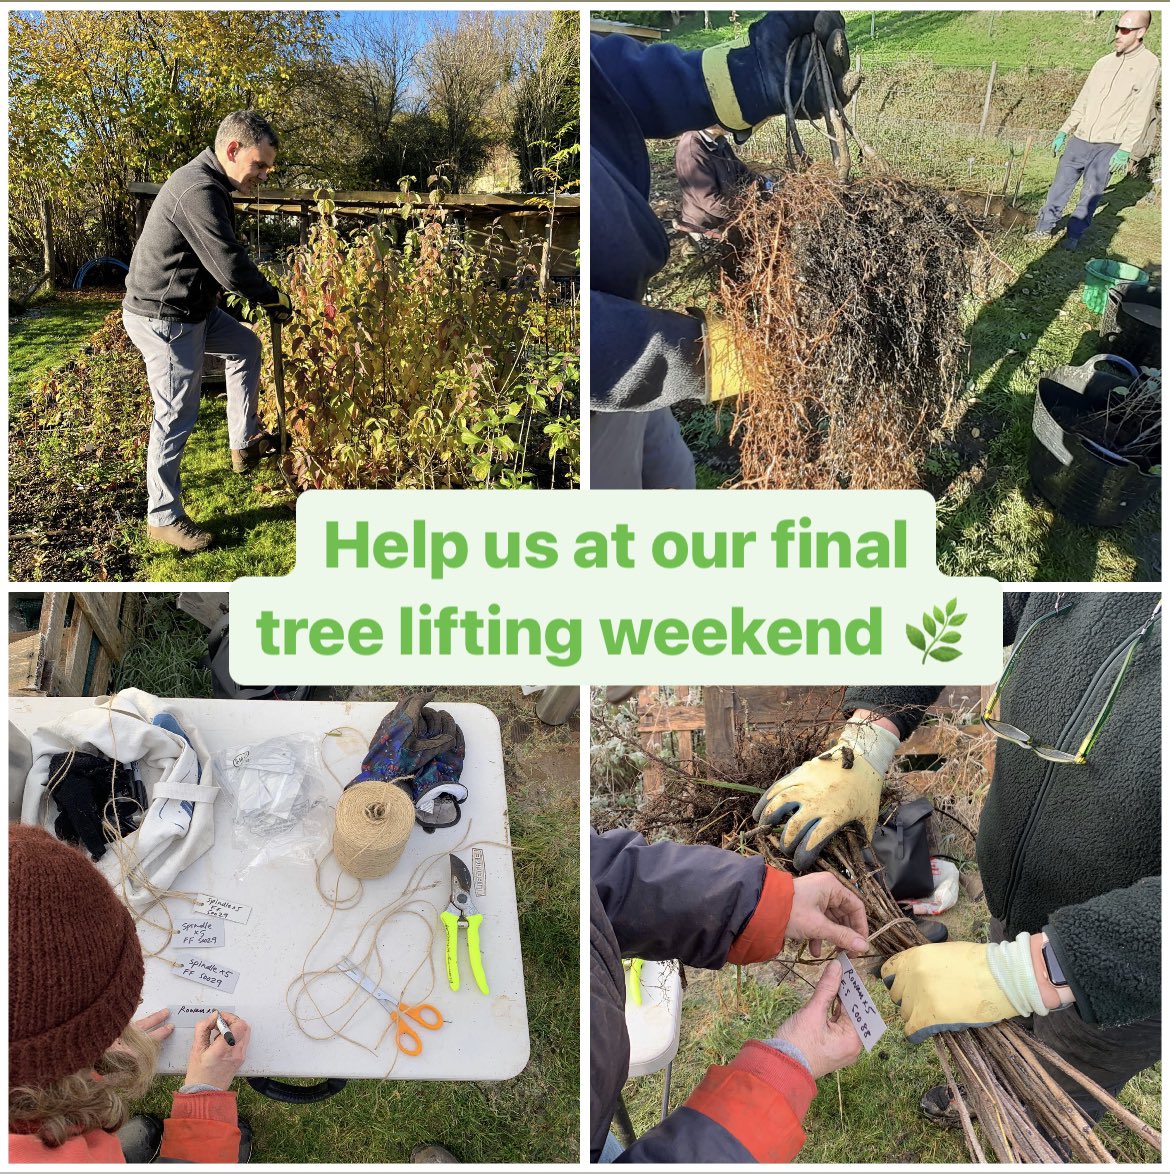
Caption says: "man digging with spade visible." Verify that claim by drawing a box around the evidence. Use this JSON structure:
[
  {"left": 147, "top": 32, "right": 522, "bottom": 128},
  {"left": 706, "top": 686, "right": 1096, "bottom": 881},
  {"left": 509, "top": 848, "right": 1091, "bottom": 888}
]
[{"left": 123, "top": 110, "right": 293, "bottom": 553}]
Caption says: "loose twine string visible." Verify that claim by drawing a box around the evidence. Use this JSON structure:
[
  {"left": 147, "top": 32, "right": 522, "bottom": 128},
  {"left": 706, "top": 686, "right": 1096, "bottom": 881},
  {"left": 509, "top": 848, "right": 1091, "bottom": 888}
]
[{"left": 45, "top": 712, "right": 515, "bottom": 1075}]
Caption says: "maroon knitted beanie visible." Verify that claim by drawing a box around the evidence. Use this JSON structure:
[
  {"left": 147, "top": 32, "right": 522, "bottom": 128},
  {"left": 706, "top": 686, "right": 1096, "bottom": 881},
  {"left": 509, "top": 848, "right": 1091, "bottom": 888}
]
[{"left": 9, "top": 825, "right": 144, "bottom": 1088}]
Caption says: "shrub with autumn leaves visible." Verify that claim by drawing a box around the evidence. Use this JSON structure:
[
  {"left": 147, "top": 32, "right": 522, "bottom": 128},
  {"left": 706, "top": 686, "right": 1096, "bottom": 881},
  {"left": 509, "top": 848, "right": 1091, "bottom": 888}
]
[{"left": 257, "top": 200, "right": 579, "bottom": 489}]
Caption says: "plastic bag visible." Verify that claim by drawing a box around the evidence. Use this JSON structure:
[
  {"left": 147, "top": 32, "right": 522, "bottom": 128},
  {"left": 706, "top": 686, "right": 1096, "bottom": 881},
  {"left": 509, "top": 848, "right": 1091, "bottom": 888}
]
[{"left": 212, "top": 735, "right": 329, "bottom": 879}]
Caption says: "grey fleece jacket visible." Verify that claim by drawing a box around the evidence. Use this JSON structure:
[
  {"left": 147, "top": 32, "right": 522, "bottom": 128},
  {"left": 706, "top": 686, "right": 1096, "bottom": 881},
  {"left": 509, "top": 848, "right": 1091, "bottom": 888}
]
[
  {"left": 124, "top": 147, "right": 279, "bottom": 323},
  {"left": 843, "top": 592, "right": 1160, "bottom": 1028}
]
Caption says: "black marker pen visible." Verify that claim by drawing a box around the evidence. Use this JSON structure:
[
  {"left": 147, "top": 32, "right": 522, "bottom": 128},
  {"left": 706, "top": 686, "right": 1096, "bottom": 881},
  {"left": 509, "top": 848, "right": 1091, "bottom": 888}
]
[{"left": 215, "top": 1011, "right": 236, "bottom": 1047}]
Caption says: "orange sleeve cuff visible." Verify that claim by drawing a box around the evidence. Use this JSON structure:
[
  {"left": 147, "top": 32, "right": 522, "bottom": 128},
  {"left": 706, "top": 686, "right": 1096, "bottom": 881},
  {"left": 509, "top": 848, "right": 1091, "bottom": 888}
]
[
  {"left": 162, "top": 1092, "right": 240, "bottom": 1164},
  {"left": 726, "top": 866, "right": 793, "bottom": 965},
  {"left": 684, "top": 1063, "right": 808, "bottom": 1162}
]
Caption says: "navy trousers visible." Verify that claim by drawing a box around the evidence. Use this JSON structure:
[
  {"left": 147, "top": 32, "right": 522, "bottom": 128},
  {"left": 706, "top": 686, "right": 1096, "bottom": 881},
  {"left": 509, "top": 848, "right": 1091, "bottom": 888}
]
[{"left": 1035, "top": 135, "right": 1120, "bottom": 241}]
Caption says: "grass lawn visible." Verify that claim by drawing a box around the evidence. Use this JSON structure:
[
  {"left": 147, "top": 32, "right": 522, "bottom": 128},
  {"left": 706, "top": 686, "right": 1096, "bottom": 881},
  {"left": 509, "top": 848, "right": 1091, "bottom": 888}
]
[
  {"left": 131, "top": 396, "right": 298, "bottom": 582},
  {"left": 8, "top": 292, "right": 299, "bottom": 582},
  {"left": 9, "top": 289, "right": 122, "bottom": 403},
  {"left": 651, "top": 10, "right": 1159, "bottom": 68},
  {"left": 109, "top": 616, "right": 581, "bottom": 1164}
]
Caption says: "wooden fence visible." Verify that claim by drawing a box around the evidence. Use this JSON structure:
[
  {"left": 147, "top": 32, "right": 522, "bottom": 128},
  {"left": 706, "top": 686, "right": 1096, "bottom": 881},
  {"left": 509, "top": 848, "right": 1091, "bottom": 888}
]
[
  {"left": 634, "top": 684, "right": 996, "bottom": 800},
  {"left": 9, "top": 593, "right": 141, "bottom": 697}
]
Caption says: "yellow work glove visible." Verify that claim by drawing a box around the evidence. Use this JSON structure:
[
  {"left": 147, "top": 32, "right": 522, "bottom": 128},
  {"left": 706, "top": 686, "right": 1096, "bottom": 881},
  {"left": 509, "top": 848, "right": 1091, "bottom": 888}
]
[
  {"left": 880, "top": 935, "right": 1051, "bottom": 1045},
  {"left": 752, "top": 721, "right": 898, "bottom": 870},
  {"left": 688, "top": 309, "right": 748, "bottom": 403}
]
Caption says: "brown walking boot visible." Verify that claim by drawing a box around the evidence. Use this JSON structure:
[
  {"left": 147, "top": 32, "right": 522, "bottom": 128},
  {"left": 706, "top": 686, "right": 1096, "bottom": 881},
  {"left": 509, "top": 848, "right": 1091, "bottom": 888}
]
[
  {"left": 232, "top": 431, "right": 280, "bottom": 473},
  {"left": 147, "top": 517, "right": 213, "bottom": 553}
]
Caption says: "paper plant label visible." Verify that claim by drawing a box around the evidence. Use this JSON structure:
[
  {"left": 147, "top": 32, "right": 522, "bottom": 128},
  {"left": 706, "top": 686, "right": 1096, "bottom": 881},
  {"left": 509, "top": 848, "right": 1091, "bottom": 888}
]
[
  {"left": 837, "top": 954, "right": 887, "bottom": 1052},
  {"left": 173, "top": 917, "right": 224, "bottom": 949},
  {"left": 175, "top": 956, "right": 241, "bottom": 994},
  {"left": 170, "top": 1004, "right": 236, "bottom": 1028},
  {"left": 194, "top": 893, "right": 252, "bottom": 924}
]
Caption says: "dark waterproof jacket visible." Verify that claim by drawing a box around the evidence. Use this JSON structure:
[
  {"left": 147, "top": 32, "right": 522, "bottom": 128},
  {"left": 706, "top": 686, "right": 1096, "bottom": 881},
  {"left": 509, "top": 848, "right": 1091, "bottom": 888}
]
[
  {"left": 675, "top": 132, "right": 759, "bottom": 233},
  {"left": 124, "top": 148, "right": 279, "bottom": 324},
  {"left": 591, "top": 829, "right": 818, "bottom": 1164},
  {"left": 844, "top": 592, "right": 1161, "bottom": 1026},
  {"left": 591, "top": 34, "right": 718, "bottom": 413}
]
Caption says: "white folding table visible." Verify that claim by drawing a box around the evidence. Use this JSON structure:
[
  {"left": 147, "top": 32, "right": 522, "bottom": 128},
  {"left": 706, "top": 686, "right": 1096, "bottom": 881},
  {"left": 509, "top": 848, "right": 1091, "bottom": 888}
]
[{"left": 10, "top": 698, "right": 530, "bottom": 1087}]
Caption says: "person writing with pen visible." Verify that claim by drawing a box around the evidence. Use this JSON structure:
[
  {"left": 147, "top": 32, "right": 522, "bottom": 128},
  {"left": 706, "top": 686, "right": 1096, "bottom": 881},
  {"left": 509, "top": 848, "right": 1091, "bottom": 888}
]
[{"left": 9, "top": 825, "right": 254, "bottom": 1163}]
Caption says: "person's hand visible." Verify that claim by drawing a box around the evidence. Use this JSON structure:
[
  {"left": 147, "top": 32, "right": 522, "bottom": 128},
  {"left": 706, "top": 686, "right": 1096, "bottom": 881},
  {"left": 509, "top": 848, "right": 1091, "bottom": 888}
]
[
  {"left": 753, "top": 720, "right": 899, "bottom": 870},
  {"left": 182, "top": 1012, "right": 250, "bottom": 1089},
  {"left": 111, "top": 1008, "right": 174, "bottom": 1056},
  {"left": 1110, "top": 149, "right": 1131, "bottom": 175},
  {"left": 787, "top": 873, "right": 868, "bottom": 957},
  {"left": 772, "top": 960, "right": 862, "bottom": 1079},
  {"left": 1052, "top": 131, "right": 1068, "bottom": 156},
  {"left": 702, "top": 12, "right": 860, "bottom": 134},
  {"left": 263, "top": 289, "right": 293, "bottom": 323},
  {"left": 880, "top": 936, "right": 1050, "bottom": 1044}
]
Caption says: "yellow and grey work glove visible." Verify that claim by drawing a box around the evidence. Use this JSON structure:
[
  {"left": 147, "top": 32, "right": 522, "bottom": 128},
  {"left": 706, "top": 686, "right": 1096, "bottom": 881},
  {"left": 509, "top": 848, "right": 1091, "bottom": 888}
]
[
  {"left": 688, "top": 309, "right": 748, "bottom": 403},
  {"left": 701, "top": 12, "right": 859, "bottom": 137},
  {"left": 880, "top": 935, "right": 1053, "bottom": 1045},
  {"left": 752, "top": 721, "right": 899, "bottom": 870},
  {"left": 262, "top": 289, "right": 293, "bottom": 324}
]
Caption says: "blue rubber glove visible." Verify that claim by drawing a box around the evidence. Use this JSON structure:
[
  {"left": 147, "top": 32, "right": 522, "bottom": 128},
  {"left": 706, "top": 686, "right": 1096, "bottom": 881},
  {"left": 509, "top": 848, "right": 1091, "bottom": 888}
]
[
  {"left": 1052, "top": 131, "right": 1068, "bottom": 156},
  {"left": 1110, "top": 149, "right": 1131, "bottom": 175}
]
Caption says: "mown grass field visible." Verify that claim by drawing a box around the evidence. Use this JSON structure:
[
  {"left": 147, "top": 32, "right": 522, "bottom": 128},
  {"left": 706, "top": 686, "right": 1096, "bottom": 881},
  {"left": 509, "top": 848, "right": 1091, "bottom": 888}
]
[{"left": 647, "top": 9, "right": 1160, "bottom": 67}]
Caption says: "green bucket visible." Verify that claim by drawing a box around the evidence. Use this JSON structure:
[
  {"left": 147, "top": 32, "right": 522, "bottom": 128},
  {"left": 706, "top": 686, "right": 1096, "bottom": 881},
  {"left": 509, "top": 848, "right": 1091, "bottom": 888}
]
[{"left": 1082, "top": 259, "right": 1149, "bottom": 314}]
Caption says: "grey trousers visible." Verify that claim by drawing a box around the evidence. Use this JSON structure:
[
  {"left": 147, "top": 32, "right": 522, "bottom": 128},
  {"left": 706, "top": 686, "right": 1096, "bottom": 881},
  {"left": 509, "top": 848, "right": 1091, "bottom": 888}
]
[
  {"left": 989, "top": 917, "right": 1161, "bottom": 1123},
  {"left": 1034, "top": 135, "right": 1120, "bottom": 241},
  {"left": 590, "top": 408, "right": 697, "bottom": 489},
  {"left": 123, "top": 307, "right": 262, "bottom": 525}
]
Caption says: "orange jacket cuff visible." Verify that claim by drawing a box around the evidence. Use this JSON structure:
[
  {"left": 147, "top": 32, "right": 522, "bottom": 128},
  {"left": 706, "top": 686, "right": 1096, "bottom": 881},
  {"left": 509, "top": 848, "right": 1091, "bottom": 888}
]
[
  {"left": 169, "top": 1089, "right": 238, "bottom": 1123},
  {"left": 726, "top": 866, "right": 793, "bottom": 965},
  {"left": 729, "top": 1040, "right": 817, "bottom": 1118},
  {"left": 684, "top": 1062, "right": 809, "bottom": 1162}
]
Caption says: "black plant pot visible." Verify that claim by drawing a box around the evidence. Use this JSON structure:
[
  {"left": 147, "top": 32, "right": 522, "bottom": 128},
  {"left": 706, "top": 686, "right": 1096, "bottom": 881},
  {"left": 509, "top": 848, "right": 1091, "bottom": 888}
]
[
  {"left": 1028, "top": 355, "right": 1160, "bottom": 528},
  {"left": 1099, "top": 283, "right": 1161, "bottom": 369}
]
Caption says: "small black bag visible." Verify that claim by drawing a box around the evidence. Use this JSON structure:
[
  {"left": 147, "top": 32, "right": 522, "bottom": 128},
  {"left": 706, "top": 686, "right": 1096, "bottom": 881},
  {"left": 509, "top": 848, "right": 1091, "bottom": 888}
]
[{"left": 871, "top": 797, "right": 935, "bottom": 900}]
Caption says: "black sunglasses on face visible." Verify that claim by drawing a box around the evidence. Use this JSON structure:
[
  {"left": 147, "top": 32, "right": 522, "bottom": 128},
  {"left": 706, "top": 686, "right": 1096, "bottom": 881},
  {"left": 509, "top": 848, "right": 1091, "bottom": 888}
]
[{"left": 1115, "top": 24, "right": 1142, "bottom": 32}]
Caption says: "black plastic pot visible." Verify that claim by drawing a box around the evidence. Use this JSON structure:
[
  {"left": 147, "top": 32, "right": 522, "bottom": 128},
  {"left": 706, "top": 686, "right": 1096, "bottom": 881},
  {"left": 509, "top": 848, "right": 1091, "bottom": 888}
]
[
  {"left": 1028, "top": 354, "right": 1160, "bottom": 528},
  {"left": 1099, "top": 283, "right": 1161, "bottom": 368}
]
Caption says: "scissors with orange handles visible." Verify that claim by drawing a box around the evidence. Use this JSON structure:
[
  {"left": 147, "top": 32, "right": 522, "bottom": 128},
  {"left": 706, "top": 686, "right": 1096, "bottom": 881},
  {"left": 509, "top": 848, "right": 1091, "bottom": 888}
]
[{"left": 337, "top": 956, "right": 444, "bottom": 1056}]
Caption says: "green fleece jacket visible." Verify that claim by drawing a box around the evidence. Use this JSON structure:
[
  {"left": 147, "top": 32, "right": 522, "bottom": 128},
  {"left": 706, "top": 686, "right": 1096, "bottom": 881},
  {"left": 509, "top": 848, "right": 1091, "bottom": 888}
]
[{"left": 843, "top": 592, "right": 1160, "bottom": 1028}]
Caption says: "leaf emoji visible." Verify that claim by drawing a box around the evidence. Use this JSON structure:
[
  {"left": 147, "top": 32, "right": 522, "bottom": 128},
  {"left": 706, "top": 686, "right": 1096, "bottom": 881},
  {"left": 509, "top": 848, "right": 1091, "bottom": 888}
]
[
  {"left": 923, "top": 613, "right": 937, "bottom": 637},
  {"left": 906, "top": 624, "right": 927, "bottom": 652},
  {"left": 930, "top": 646, "right": 963, "bottom": 662}
]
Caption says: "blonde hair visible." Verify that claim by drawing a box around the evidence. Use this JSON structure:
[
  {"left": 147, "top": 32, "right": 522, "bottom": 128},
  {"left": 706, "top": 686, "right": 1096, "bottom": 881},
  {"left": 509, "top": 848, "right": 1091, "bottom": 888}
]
[{"left": 8, "top": 1024, "right": 160, "bottom": 1147}]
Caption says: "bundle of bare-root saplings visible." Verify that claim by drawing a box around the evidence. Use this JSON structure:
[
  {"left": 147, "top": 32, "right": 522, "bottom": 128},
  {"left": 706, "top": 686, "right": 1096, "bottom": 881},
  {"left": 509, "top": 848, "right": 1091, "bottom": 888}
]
[
  {"left": 721, "top": 169, "right": 986, "bottom": 490},
  {"left": 594, "top": 706, "right": 1161, "bottom": 1163}
]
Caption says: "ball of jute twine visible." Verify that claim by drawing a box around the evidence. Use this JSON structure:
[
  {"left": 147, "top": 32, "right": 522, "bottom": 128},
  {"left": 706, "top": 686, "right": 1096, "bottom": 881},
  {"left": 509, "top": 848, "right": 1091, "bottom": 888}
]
[{"left": 334, "top": 779, "right": 414, "bottom": 879}]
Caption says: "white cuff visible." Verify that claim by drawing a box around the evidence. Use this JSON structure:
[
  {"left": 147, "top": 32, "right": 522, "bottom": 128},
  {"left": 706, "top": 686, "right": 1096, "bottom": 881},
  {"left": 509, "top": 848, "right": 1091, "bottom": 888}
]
[
  {"left": 838, "top": 720, "right": 900, "bottom": 777},
  {"left": 986, "top": 932, "right": 1050, "bottom": 1018}
]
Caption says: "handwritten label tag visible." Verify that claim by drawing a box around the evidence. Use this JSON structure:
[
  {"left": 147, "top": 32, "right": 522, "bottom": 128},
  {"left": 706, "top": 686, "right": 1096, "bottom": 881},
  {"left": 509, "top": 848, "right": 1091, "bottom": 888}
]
[
  {"left": 837, "top": 954, "right": 887, "bottom": 1052},
  {"left": 170, "top": 1004, "right": 236, "bottom": 1028},
  {"left": 193, "top": 894, "right": 252, "bottom": 924},
  {"left": 173, "top": 918, "right": 224, "bottom": 949},
  {"left": 174, "top": 956, "right": 241, "bottom": 994},
  {"left": 471, "top": 847, "right": 487, "bottom": 898}
]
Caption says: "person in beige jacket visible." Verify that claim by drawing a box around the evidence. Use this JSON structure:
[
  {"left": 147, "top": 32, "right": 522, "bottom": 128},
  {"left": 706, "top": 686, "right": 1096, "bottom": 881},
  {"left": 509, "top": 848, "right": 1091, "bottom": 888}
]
[{"left": 1032, "top": 10, "right": 1159, "bottom": 249}]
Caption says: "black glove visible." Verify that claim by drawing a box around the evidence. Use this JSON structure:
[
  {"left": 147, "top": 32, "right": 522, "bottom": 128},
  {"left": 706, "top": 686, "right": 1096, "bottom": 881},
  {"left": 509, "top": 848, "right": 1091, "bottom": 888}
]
[
  {"left": 262, "top": 289, "right": 294, "bottom": 324},
  {"left": 48, "top": 752, "right": 144, "bottom": 861},
  {"left": 703, "top": 11, "right": 856, "bottom": 133}
]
